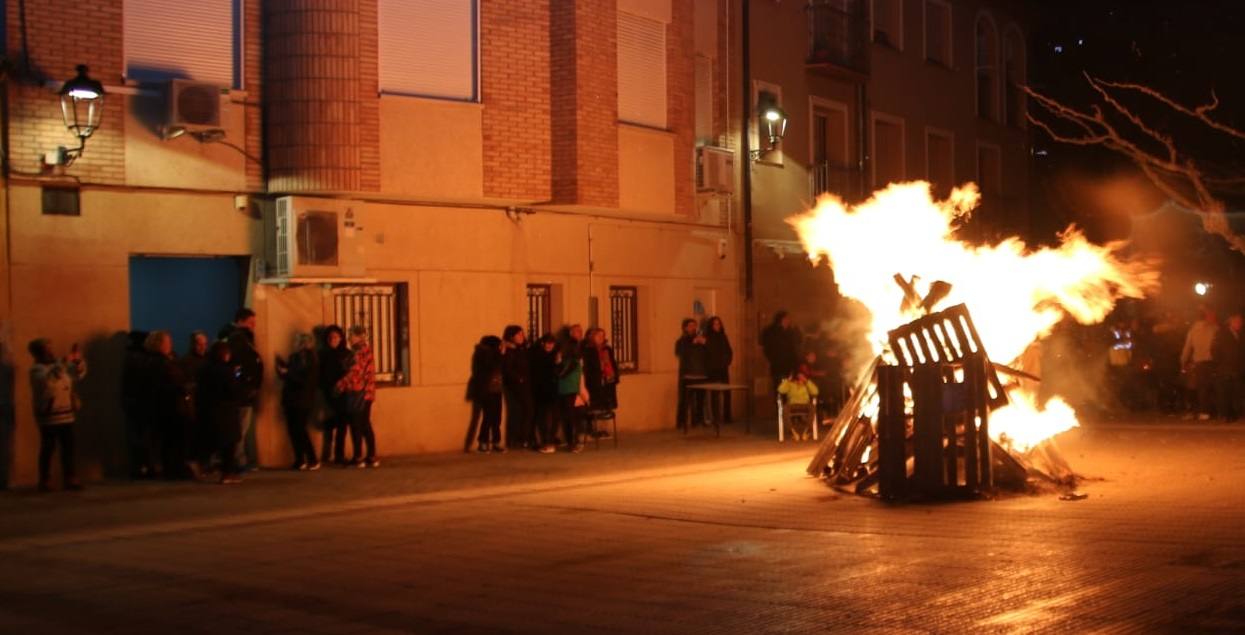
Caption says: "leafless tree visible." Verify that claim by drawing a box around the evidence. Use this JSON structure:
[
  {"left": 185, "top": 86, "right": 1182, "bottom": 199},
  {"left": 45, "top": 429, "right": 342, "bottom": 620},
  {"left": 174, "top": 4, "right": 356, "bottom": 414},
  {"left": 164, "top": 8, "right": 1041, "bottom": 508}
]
[{"left": 1026, "top": 74, "right": 1245, "bottom": 254}]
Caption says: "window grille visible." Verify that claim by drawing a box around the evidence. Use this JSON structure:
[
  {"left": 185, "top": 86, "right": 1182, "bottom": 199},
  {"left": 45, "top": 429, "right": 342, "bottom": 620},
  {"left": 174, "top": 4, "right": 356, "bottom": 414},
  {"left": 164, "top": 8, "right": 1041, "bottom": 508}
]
[
  {"left": 526, "top": 284, "right": 552, "bottom": 340},
  {"left": 609, "top": 287, "right": 639, "bottom": 372},
  {"left": 332, "top": 284, "right": 409, "bottom": 385}
]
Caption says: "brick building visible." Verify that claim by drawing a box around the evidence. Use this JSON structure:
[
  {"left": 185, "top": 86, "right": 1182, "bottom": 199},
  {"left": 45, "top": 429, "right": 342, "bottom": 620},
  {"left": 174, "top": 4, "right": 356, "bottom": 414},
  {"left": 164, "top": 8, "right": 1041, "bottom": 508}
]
[{"left": 0, "top": 0, "right": 739, "bottom": 486}]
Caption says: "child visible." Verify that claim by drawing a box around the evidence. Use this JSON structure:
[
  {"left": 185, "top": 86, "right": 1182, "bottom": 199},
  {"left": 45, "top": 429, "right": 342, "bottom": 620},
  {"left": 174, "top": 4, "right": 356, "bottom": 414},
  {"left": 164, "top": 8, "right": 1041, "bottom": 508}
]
[
  {"left": 778, "top": 369, "right": 819, "bottom": 441},
  {"left": 29, "top": 339, "right": 86, "bottom": 491}
]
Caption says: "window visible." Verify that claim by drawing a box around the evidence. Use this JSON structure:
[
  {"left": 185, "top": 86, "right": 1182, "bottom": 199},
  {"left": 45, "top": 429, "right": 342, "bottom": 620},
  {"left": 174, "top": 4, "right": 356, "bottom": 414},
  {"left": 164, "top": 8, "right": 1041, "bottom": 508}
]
[
  {"left": 975, "top": 15, "right": 1000, "bottom": 120},
  {"left": 924, "top": 0, "right": 952, "bottom": 67},
  {"left": 871, "top": 0, "right": 903, "bottom": 50},
  {"left": 379, "top": 0, "right": 478, "bottom": 100},
  {"left": 751, "top": 80, "right": 784, "bottom": 165},
  {"left": 694, "top": 55, "right": 714, "bottom": 142},
  {"left": 871, "top": 113, "right": 905, "bottom": 189},
  {"left": 1003, "top": 27, "right": 1026, "bottom": 128},
  {"left": 618, "top": 11, "right": 668, "bottom": 128},
  {"left": 811, "top": 99, "right": 850, "bottom": 198},
  {"left": 807, "top": 0, "right": 869, "bottom": 74},
  {"left": 332, "top": 284, "right": 411, "bottom": 385},
  {"left": 976, "top": 143, "right": 1002, "bottom": 195},
  {"left": 526, "top": 284, "right": 552, "bottom": 340},
  {"left": 124, "top": 0, "right": 239, "bottom": 87},
  {"left": 924, "top": 128, "right": 954, "bottom": 197},
  {"left": 608, "top": 287, "right": 639, "bottom": 372}
]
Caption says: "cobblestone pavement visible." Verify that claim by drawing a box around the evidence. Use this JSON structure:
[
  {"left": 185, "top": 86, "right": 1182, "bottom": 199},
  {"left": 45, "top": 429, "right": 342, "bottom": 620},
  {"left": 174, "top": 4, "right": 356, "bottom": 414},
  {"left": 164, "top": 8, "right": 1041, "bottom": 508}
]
[{"left": 1, "top": 422, "right": 1244, "bottom": 634}]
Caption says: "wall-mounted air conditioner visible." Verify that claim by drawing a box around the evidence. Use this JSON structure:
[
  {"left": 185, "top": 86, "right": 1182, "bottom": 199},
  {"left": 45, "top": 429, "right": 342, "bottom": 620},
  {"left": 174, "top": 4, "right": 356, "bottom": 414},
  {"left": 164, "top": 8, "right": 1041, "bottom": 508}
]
[
  {"left": 696, "top": 145, "right": 735, "bottom": 194},
  {"left": 264, "top": 197, "right": 365, "bottom": 279},
  {"left": 166, "top": 79, "right": 223, "bottom": 132}
]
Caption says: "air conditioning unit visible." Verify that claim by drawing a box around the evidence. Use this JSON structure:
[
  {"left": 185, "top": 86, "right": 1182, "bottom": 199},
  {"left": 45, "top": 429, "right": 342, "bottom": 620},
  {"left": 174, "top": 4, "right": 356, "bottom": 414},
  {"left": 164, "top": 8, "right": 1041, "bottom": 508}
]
[
  {"left": 265, "top": 197, "right": 365, "bottom": 278},
  {"left": 696, "top": 145, "right": 735, "bottom": 194},
  {"left": 166, "top": 79, "right": 223, "bottom": 131}
]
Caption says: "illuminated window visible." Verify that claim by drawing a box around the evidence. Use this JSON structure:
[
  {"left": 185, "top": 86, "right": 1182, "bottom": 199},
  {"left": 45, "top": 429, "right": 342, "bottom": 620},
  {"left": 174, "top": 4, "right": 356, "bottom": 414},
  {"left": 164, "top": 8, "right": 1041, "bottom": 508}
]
[
  {"left": 609, "top": 287, "right": 639, "bottom": 372},
  {"left": 332, "top": 284, "right": 411, "bottom": 386},
  {"left": 924, "top": 0, "right": 952, "bottom": 67},
  {"left": 379, "top": 0, "right": 478, "bottom": 101},
  {"left": 975, "top": 15, "right": 1000, "bottom": 120}
]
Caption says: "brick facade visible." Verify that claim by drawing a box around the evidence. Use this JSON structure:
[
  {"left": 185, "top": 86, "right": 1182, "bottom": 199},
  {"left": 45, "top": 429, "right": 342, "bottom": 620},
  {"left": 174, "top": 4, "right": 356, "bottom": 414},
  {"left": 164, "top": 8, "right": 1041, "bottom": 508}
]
[
  {"left": 480, "top": 0, "right": 552, "bottom": 201},
  {"left": 667, "top": 0, "right": 695, "bottom": 217},
  {"left": 5, "top": 0, "right": 125, "bottom": 184},
  {"left": 550, "top": 0, "right": 619, "bottom": 208}
]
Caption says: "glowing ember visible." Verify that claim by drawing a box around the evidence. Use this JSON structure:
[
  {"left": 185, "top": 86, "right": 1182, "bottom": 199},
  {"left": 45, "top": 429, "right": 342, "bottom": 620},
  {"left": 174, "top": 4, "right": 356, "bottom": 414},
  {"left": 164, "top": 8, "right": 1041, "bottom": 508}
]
[{"left": 790, "top": 181, "right": 1160, "bottom": 450}]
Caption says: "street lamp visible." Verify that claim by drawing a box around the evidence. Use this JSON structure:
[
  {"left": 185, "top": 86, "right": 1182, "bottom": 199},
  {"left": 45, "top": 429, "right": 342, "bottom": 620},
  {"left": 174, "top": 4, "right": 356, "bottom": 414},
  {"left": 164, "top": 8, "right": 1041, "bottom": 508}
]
[
  {"left": 53, "top": 65, "right": 105, "bottom": 166},
  {"left": 1194, "top": 281, "right": 1210, "bottom": 296},
  {"left": 749, "top": 95, "right": 788, "bottom": 161}
]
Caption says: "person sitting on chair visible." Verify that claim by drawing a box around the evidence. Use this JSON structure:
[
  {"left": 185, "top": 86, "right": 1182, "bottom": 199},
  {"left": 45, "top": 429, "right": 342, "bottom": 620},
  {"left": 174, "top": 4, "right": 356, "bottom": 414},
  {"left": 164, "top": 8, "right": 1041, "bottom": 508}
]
[{"left": 778, "top": 369, "right": 819, "bottom": 441}]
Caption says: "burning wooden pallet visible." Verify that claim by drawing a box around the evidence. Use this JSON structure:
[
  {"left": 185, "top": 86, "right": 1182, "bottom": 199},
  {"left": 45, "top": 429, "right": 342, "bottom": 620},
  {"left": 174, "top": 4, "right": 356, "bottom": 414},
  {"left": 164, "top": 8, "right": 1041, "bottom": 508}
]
[{"left": 807, "top": 303, "right": 1064, "bottom": 499}]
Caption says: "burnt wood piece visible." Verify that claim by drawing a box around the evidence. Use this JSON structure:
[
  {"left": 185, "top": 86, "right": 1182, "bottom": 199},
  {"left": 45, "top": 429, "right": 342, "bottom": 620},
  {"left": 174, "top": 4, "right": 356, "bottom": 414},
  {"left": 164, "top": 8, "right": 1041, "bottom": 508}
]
[
  {"left": 887, "top": 303, "right": 1009, "bottom": 409},
  {"left": 911, "top": 364, "right": 946, "bottom": 496},
  {"left": 806, "top": 356, "right": 880, "bottom": 476},
  {"left": 876, "top": 364, "right": 907, "bottom": 500}
]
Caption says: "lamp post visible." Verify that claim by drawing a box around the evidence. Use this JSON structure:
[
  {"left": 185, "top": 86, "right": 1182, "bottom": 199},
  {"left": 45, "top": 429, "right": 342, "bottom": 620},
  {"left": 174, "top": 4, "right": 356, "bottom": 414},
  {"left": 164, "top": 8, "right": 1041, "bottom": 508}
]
[
  {"left": 53, "top": 65, "right": 105, "bottom": 166},
  {"left": 749, "top": 99, "right": 788, "bottom": 161}
]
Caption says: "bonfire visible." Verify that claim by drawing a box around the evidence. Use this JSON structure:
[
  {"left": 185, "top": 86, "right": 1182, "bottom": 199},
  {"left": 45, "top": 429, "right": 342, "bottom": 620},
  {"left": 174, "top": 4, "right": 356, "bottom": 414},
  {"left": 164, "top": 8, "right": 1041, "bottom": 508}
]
[{"left": 791, "top": 182, "right": 1159, "bottom": 499}]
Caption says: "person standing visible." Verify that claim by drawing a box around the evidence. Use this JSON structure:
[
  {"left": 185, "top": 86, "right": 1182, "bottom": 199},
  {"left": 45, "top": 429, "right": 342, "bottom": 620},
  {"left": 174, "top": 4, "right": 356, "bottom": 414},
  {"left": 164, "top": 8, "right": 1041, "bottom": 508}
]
[
  {"left": 501, "top": 325, "right": 535, "bottom": 450},
  {"left": 555, "top": 327, "right": 589, "bottom": 453},
  {"left": 703, "top": 316, "right": 733, "bottom": 423},
  {"left": 674, "top": 319, "right": 708, "bottom": 428},
  {"left": 1181, "top": 307, "right": 1219, "bottom": 420},
  {"left": 583, "top": 327, "right": 620, "bottom": 438},
  {"left": 1213, "top": 313, "right": 1244, "bottom": 422},
  {"left": 277, "top": 333, "right": 321, "bottom": 470},
  {"left": 198, "top": 341, "right": 246, "bottom": 484},
  {"left": 223, "top": 309, "right": 263, "bottom": 470},
  {"left": 529, "top": 333, "right": 560, "bottom": 454},
  {"left": 336, "top": 325, "right": 378, "bottom": 467},
  {"left": 318, "top": 325, "right": 352, "bottom": 465},
  {"left": 761, "top": 311, "right": 802, "bottom": 393},
  {"left": 180, "top": 331, "right": 210, "bottom": 474},
  {"left": 28, "top": 339, "right": 86, "bottom": 491},
  {"left": 146, "top": 331, "right": 193, "bottom": 479},
  {"left": 121, "top": 330, "right": 156, "bottom": 479},
  {"left": 469, "top": 335, "right": 505, "bottom": 453}
]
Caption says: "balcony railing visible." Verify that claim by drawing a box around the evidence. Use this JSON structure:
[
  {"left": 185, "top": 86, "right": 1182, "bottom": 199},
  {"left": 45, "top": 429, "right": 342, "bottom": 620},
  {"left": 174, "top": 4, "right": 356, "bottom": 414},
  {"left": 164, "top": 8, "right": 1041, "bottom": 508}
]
[
  {"left": 806, "top": 0, "right": 870, "bottom": 78},
  {"left": 810, "top": 161, "right": 863, "bottom": 201}
]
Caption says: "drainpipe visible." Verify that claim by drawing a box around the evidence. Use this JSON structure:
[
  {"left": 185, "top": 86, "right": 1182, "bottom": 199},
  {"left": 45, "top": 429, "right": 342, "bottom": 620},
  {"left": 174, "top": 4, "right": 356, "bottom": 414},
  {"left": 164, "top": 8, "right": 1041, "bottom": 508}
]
[{"left": 740, "top": 0, "right": 753, "bottom": 301}]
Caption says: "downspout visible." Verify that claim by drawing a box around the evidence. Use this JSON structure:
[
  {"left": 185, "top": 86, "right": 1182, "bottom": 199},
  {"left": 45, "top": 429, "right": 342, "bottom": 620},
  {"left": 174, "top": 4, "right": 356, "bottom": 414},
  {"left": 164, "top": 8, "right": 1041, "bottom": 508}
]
[{"left": 741, "top": 0, "right": 753, "bottom": 300}]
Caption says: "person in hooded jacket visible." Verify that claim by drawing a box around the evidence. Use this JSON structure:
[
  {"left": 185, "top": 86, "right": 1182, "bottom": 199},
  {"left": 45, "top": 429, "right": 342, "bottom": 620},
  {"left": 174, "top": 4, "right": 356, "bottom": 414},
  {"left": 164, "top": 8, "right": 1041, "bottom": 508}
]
[
  {"left": 29, "top": 338, "right": 86, "bottom": 491},
  {"left": 277, "top": 332, "right": 320, "bottom": 470},
  {"left": 197, "top": 341, "right": 246, "bottom": 484},
  {"left": 468, "top": 335, "right": 505, "bottom": 453},
  {"left": 529, "top": 333, "right": 560, "bottom": 453},
  {"left": 501, "top": 325, "right": 535, "bottom": 449},
  {"left": 319, "top": 325, "right": 353, "bottom": 465},
  {"left": 703, "top": 316, "right": 733, "bottom": 424}
]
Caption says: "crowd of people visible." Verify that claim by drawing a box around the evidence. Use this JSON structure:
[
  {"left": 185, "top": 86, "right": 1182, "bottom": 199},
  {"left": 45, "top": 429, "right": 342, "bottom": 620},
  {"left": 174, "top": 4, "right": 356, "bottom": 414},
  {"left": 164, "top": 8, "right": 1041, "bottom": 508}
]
[{"left": 467, "top": 323, "right": 620, "bottom": 454}]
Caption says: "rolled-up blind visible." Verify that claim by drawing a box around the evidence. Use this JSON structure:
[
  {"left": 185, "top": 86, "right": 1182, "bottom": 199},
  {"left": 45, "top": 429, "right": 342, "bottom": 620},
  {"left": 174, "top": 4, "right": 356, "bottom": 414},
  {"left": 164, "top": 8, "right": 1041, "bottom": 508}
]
[
  {"left": 378, "top": 0, "right": 477, "bottom": 101},
  {"left": 617, "top": 11, "right": 667, "bottom": 128},
  {"left": 124, "top": 0, "right": 236, "bottom": 87}
]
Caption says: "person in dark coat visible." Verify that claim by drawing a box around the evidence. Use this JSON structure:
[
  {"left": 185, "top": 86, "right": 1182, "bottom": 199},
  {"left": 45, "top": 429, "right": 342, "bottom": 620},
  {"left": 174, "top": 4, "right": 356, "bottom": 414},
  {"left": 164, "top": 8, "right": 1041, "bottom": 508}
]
[
  {"left": 180, "top": 331, "right": 210, "bottom": 473},
  {"left": 146, "top": 331, "right": 193, "bottom": 480},
  {"left": 674, "top": 318, "right": 708, "bottom": 428},
  {"left": 555, "top": 325, "right": 588, "bottom": 452},
  {"left": 277, "top": 333, "right": 321, "bottom": 470},
  {"left": 501, "top": 325, "right": 535, "bottom": 449},
  {"left": 197, "top": 341, "right": 246, "bottom": 484},
  {"left": 221, "top": 309, "right": 263, "bottom": 470},
  {"left": 1213, "top": 313, "right": 1245, "bottom": 422},
  {"left": 468, "top": 335, "right": 505, "bottom": 453},
  {"left": 319, "top": 325, "right": 353, "bottom": 465},
  {"left": 761, "top": 310, "right": 802, "bottom": 392},
  {"left": 529, "top": 333, "right": 560, "bottom": 453},
  {"left": 583, "top": 327, "right": 620, "bottom": 439},
  {"left": 121, "top": 330, "right": 156, "bottom": 479},
  {"left": 703, "top": 316, "right": 733, "bottom": 423}
]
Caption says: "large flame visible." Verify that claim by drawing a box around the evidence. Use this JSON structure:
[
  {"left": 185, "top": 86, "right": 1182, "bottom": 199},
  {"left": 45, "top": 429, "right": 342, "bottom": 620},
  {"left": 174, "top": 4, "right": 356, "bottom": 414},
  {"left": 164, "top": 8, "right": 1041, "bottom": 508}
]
[{"left": 790, "top": 182, "right": 1159, "bottom": 449}]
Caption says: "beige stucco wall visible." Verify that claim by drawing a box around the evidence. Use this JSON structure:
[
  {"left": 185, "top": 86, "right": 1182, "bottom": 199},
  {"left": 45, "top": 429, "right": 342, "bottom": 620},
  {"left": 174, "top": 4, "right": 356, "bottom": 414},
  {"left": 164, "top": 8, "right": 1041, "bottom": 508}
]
[
  {"left": 123, "top": 92, "right": 249, "bottom": 191},
  {"left": 618, "top": 125, "right": 677, "bottom": 214},
  {"left": 378, "top": 96, "right": 485, "bottom": 200}
]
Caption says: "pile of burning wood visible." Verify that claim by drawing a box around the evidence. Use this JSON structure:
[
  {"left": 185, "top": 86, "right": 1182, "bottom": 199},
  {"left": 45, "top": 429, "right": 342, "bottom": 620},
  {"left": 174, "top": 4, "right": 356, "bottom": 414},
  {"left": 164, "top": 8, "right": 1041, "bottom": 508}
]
[{"left": 806, "top": 301, "right": 1079, "bottom": 500}]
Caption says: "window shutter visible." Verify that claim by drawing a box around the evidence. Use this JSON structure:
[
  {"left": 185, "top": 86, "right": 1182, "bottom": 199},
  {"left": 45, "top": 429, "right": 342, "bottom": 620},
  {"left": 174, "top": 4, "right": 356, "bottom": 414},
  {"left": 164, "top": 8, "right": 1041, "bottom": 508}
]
[
  {"left": 694, "top": 55, "right": 713, "bottom": 141},
  {"left": 378, "top": 0, "right": 477, "bottom": 100},
  {"left": 617, "top": 11, "right": 667, "bottom": 128},
  {"left": 124, "top": 0, "right": 236, "bottom": 87}
]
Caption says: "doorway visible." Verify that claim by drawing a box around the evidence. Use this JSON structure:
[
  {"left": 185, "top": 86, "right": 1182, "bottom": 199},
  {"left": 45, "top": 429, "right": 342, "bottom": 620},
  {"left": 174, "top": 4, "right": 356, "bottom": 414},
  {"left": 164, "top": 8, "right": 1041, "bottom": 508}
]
[{"left": 129, "top": 256, "right": 248, "bottom": 354}]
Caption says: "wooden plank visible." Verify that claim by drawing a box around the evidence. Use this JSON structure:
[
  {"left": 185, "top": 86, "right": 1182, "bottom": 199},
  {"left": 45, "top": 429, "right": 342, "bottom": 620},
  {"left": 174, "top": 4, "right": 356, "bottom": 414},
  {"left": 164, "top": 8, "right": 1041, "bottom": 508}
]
[
  {"left": 806, "top": 356, "right": 880, "bottom": 476},
  {"left": 876, "top": 364, "right": 907, "bottom": 500}
]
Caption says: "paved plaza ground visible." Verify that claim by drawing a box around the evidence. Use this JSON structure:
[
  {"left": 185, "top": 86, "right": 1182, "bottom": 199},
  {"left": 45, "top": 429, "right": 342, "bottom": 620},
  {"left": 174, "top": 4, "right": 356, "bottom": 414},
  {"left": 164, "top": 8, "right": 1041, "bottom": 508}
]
[{"left": 1, "top": 419, "right": 1244, "bottom": 634}]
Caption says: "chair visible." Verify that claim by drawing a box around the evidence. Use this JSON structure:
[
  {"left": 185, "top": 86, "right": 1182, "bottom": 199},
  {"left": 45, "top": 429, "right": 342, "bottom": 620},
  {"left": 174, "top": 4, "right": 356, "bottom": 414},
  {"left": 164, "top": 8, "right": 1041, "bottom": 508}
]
[
  {"left": 586, "top": 408, "right": 619, "bottom": 449},
  {"left": 777, "top": 396, "right": 819, "bottom": 442}
]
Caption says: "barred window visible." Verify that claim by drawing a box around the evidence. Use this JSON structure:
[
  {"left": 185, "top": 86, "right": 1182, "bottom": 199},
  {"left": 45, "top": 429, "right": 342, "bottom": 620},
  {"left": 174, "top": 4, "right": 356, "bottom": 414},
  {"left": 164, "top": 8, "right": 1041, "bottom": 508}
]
[
  {"left": 332, "top": 284, "right": 410, "bottom": 385},
  {"left": 526, "top": 284, "right": 552, "bottom": 340},
  {"left": 609, "top": 286, "right": 639, "bottom": 372}
]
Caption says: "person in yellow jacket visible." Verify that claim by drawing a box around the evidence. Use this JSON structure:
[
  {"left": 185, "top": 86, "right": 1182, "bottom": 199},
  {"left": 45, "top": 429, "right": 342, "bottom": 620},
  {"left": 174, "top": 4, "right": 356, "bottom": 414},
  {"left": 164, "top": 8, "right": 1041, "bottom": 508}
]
[{"left": 778, "top": 370, "right": 818, "bottom": 441}]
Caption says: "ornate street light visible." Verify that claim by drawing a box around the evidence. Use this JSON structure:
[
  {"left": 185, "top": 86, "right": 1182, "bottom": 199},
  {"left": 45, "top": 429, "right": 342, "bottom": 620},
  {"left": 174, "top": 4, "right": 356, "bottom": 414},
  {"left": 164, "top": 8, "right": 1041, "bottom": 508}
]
[
  {"left": 749, "top": 93, "right": 787, "bottom": 161},
  {"left": 55, "top": 65, "right": 105, "bottom": 165}
]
